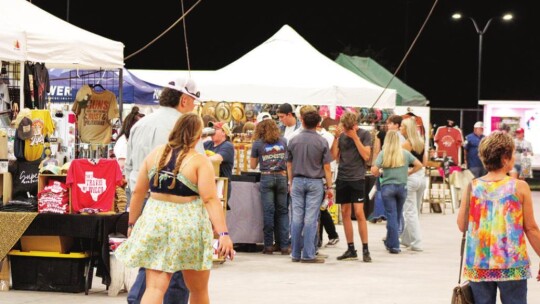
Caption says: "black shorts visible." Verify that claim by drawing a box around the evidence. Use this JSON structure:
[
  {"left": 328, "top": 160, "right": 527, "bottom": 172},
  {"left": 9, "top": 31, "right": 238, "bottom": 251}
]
[{"left": 335, "top": 179, "right": 365, "bottom": 204}]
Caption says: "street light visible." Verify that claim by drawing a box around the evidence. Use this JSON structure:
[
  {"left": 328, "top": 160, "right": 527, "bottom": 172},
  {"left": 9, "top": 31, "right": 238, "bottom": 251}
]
[{"left": 452, "top": 12, "right": 513, "bottom": 121}]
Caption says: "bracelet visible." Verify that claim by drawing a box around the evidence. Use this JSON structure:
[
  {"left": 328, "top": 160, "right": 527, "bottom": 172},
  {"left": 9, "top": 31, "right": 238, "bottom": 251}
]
[
  {"left": 128, "top": 223, "right": 135, "bottom": 229},
  {"left": 218, "top": 232, "right": 229, "bottom": 237}
]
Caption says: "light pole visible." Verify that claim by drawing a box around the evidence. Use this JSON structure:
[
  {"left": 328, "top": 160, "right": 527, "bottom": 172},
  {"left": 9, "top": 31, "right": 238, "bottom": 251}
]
[{"left": 452, "top": 12, "right": 513, "bottom": 121}]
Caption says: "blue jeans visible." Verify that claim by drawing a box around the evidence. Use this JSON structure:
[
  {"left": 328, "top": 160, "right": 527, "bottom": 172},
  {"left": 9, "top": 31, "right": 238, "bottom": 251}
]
[
  {"left": 127, "top": 268, "right": 189, "bottom": 304},
  {"left": 381, "top": 183, "right": 407, "bottom": 252},
  {"left": 290, "top": 177, "right": 323, "bottom": 260},
  {"left": 260, "top": 174, "right": 290, "bottom": 248},
  {"left": 470, "top": 280, "right": 527, "bottom": 304}
]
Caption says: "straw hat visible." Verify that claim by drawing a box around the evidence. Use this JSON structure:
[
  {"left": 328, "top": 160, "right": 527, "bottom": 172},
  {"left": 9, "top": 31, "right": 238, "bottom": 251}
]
[
  {"left": 215, "top": 102, "right": 232, "bottom": 123},
  {"left": 231, "top": 102, "right": 246, "bottom": 122},
  {"left": 200, "top": 101, "right": 218, "bottom": 118},
  {"left": 244, "top": 103, "right": 257, "bottom": 121}
]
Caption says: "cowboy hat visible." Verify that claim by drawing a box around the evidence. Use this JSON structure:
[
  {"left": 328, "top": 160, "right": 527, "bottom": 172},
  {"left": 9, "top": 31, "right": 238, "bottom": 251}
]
[
  {"left": 200, "top": 101, "right": 218, "bottom": 118},
  {"left": 215, "top": 102, "right": 232, "bottom": 123},
  {"left": 231, "top": 102, "right": 246, "bottom": 122}
]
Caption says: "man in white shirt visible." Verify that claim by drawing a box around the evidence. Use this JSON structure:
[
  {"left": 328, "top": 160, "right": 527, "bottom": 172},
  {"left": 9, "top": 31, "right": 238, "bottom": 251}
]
[{"left": 277, "top": 103, "right": 301, "bottom": 141}]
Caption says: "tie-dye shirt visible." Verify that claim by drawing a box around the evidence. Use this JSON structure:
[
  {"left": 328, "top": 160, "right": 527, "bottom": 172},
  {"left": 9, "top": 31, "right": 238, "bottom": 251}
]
[{"left": 463, "top": 176, "right": 531, "bottom": 281}]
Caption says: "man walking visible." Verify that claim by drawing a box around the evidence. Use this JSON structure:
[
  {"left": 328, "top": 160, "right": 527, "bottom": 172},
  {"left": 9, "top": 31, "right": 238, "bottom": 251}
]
[
  {"left": 124, "top": 77, "right": 203, "bottom": 304},
  {"left": 287, "top": 110, "right": 333, "bottom": 263}
]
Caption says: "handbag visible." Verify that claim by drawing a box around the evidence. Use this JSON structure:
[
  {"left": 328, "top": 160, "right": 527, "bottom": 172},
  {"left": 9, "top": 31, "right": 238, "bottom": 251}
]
[{"left": 451, "top": 183, "right": 474, "bottom": 304}]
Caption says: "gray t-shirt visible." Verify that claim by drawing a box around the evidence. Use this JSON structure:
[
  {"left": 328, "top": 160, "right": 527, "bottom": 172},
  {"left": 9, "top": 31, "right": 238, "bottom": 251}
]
[
  {"left": 287, "top": 129, "right": 332, "bottom": 179},
  {"left": 337, "top": 128, "right": 372, "bottom": 181},
  {"left": 251, "top": 137, "right": 288, "bottom": 172}
]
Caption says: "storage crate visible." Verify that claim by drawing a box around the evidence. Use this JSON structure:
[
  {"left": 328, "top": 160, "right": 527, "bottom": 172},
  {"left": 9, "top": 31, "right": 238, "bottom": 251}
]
[{"left": 8, "top": 250, "right": 89, "bottom": 293}]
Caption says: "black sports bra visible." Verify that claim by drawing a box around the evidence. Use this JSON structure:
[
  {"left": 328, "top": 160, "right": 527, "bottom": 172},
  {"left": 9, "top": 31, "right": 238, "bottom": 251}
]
[{"left": 148, "top": 148, "right": 199, "bottom": 196}]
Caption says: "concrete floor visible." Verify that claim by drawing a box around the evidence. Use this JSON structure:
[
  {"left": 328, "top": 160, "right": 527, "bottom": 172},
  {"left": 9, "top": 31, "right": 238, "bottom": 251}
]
[{"left": 3, "top": 194, "right": 540, "bottom": 304}]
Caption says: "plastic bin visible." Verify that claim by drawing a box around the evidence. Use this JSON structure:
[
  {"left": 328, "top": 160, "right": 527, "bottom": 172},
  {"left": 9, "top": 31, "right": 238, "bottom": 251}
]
[{"left": 8, "top": 250, "right": 89, "bottom": 293}]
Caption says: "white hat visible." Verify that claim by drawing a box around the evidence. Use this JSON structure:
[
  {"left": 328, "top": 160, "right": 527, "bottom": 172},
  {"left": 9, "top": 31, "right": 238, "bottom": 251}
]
[
  {"left": 474, "top": 121, "right": 484, "bottom": 128},
  {"left": 256, "top": 112, "right": 272, "bottom": 123},
  {"left": 165, "top": 77, "right": 200, "bottom": 100}
]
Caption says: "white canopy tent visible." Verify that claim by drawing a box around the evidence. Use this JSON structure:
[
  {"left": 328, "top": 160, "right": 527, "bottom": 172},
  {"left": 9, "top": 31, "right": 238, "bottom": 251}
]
[
  {"left": 131, "top": 24, "right": 396, "bottom": 108},
  {"left": 0, "top": 0, "right": 124, "bottom": 68}
]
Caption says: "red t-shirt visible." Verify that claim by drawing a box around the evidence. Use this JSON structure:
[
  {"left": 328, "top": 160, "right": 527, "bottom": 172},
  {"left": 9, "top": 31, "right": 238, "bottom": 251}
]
[
  {"left": 66, "top": 159, "right": 123, "bottom": 213},
  {"left": 434, "top": 127, "right": 463, "bottom": 164}
]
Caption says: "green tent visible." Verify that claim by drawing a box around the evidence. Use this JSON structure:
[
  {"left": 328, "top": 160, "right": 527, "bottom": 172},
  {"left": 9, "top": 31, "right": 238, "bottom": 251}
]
[{"left": 335, "top": 53, "right": 428, "bottom": 106}]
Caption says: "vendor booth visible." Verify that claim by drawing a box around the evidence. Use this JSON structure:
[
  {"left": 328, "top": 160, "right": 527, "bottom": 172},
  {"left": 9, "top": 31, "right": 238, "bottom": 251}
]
[
  {"left": 134, "top": 25, "right": 400, "bottom": 244},
  {"left": 0, "top": 0, "right": 127, "bottom": 295},
  {"left": 480, "top": 100, "right": 540, "bottom": 169}
]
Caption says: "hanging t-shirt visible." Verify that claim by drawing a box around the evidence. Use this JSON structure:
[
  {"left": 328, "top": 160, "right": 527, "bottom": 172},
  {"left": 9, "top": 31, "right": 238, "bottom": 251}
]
[
  {"left": 72, "top": 85, "right": 119, "bottom": 144},
  {"left": 24, "top": 109, "right": 55, "bottom": 161},
  {"left": 434, "top": 126, "right": 463, "bottom": 165},
  {"left": 66, "top": 158, "right": 123, "bottom": 213},
  {"left": 8, "top": 159, "right": 41, "bottom": 200},
  {"left": 401, "top": 113, "right": 426, "bottom": 137},
  {"left": 0, "top": 83, "right": 11, "bottom": 112},
  {"left": 33, "top": 63, "right": 50, "bottom": 109}
]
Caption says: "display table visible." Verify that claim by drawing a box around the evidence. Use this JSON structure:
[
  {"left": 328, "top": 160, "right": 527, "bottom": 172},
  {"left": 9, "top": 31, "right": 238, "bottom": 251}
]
[
  {"left": 227, "top": 181, "right": 263, "bottom": 244},
  {"left": 0, "top": 212, "right": 128, "bottom": 294}
]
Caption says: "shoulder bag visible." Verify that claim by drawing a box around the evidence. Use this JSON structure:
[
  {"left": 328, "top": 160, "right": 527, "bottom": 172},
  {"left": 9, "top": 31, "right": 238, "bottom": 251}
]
[{"left": 451, "top": 182, "right": 475, "bottom": 304}]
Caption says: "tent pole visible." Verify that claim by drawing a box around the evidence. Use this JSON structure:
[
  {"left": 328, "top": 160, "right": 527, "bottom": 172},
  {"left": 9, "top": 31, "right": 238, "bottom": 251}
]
[{"left": 118, "top": 68, "right": 123, "bottom": 123}]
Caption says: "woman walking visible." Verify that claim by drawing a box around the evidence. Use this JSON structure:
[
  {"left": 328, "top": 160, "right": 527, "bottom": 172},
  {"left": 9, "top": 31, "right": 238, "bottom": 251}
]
[
  {"left": 400, "top": 117, "right": 426, "bottom": 251},
  {"left": 457, "top": 131, "right": 540, "bottom": 304},
  {"left": 116, "top": 113, "right": 234, "bottom": 304}
]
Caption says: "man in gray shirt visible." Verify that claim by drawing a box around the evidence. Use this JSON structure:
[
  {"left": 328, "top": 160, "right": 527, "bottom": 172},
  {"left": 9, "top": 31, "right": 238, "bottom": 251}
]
[
  {"left": 287, "top": 110, "right": 333, "bottom": 263},
  {"left": 331, "top": 112, "right": 372, "bottom": 262},
  {"left": 124, "top": 77, "right": 203, "bottom": 304}
]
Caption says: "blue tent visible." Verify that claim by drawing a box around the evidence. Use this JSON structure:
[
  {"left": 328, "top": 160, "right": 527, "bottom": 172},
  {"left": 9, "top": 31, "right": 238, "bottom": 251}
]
[{"left": 47, "top": 68, "right": 163, "bottom": 105}]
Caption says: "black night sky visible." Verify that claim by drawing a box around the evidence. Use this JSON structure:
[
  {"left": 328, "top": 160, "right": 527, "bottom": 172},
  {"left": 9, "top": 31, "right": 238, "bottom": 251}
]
[{"left": 31, "top": 0, "right": 540, "bottom": 110}]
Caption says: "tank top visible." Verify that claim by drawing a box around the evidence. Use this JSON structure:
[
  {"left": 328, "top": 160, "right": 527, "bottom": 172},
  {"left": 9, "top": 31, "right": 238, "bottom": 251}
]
[
  {"left": 463, "top": 176, "right": 531, "bottom": 282},
  {"left": 407, "top": 140, "right": 423, "bottom": 167},
  {"left": 148, "top": 148, "right": 199, "bottom": 196}
]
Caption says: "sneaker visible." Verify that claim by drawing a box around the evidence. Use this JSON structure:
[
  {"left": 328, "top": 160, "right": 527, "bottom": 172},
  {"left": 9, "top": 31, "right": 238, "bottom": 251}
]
[
  {"left": 410, "top": 246, "right": 423, "bottom": 252},
  {"left": 362, "top": 251, "right": 372, "bottom": 263},
  {"left": 291, "top": 257, "right": 300, "bottom": 262},
  {"left": 325, "top": 238, "right": 339, "bottom": 247},
  {"left": 337, "top": 249, "right": 358, "bottom": 261},
  {"left": 300, "top": 257, "right": 325, "bottom": 263}
]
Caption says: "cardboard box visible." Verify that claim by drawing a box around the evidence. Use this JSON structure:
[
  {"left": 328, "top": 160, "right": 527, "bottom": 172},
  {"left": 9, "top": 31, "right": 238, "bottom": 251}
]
[
  {"left": 20, "top": 236, "right": 74, "bottom": 253},
  {"left": 8, "top": 250, "right": 89, "bottom": 293}
]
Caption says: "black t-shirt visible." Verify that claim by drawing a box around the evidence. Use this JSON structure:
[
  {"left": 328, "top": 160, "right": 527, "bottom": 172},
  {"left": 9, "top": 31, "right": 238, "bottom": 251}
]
[{"left": 9, "top": 159, "right": 41, "bottom": 199}]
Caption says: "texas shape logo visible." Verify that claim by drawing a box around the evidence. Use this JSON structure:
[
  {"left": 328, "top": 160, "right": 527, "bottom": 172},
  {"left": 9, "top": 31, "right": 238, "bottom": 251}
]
[{"left": 77, "top": 171, "right": 107, "bottom": 201}]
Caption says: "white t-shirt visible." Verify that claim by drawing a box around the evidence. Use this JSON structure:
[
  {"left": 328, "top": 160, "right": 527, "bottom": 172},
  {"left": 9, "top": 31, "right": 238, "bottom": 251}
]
[
  {"left": 114, "top": 134, "right": 127, "bottom": 160},
  {"left": 284, "top": 125, "right": 297, "bottom": 141}
]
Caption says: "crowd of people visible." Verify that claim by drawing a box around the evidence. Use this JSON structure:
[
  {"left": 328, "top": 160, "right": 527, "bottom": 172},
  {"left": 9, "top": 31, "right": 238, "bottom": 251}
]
[{"left": 111, "top": 76, "right": 540, "bottom": 303}]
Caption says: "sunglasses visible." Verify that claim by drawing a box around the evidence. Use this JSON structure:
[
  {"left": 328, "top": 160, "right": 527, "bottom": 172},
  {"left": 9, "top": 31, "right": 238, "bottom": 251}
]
[{"left": 185, "top": 87, "right": 200, "bottom": 98}]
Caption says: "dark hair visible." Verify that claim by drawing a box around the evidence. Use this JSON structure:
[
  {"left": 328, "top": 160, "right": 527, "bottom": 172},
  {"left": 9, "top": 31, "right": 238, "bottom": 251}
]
[
  {"left": 153, "top": 113, "right": 203, "bottom": 189},
  {"left": 479, "top": 131, "right": 514, "bottom": 171},
  {"left": 119, "top": 106, "right": 144, "bottom": 139},
  {"left": 277, "top": 103, "right": 295, "bottom": 115},
  {"left": 386, "top": 114, "right": 403, "bottom": 127},
  {"left": 302, "top": 111, "right": 320, "bottom": 129},
  {"left": 159, "top": 87, "right": 181, "bottom": 108}
]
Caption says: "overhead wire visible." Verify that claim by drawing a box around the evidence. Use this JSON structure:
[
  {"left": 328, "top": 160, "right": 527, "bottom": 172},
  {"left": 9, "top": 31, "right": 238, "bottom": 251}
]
[
  {"left": 180, "top": 0, "right": 192, "bottom": 76},
  {"left": 124, "top": 0, "right": 203, "bottom": 62},
  {"left": 369, "top": 0, "right": 439, "bottom": 109}
]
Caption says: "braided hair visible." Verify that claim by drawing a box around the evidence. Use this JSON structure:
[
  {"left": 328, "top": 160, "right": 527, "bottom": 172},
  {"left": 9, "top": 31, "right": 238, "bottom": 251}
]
[{"left": 152, "top": 113, "right": 203, "bottom": 189}]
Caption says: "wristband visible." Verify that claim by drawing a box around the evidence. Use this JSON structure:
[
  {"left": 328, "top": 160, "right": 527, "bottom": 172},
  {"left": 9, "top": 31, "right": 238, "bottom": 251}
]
[{"left": 219, "top": 232, "right": 229, "bottom": 237}]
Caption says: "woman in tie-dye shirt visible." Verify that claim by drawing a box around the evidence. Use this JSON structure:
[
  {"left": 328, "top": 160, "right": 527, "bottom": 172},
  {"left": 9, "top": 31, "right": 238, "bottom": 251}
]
[{"left": 457, "top": 131, "right": 540, "bottom": 304}]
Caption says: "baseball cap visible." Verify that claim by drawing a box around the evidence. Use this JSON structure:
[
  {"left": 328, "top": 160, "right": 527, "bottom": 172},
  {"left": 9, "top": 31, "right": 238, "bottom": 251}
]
[
  {"left": 165, "top": 77, "right": 200, "bottom": 100},
  {"left": 40, "top": 163, "right": 61, "bottom": 175},
  {"left": 473, "top": 121, "right": 484, "bottom": 128},
  {"left": 516, "top": 127, "right": 524, "bottom": 134},
  {"left": 17, "top": 117, "right": 33, "bottom": 140},
  {"left": 256, "top": 112, "right": 272, "bottom": 123},
  {"left": 208, "top": 121, "right": 232, "bottom": 137},
  {"left": 277, "top": 103, "right": 295, "bottom": 115}
]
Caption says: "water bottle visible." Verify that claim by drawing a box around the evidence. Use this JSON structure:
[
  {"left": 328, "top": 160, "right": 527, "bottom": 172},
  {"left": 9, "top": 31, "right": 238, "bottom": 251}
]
[{"left": 320, "top": 198, "right": 329, "bottom": 211}]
